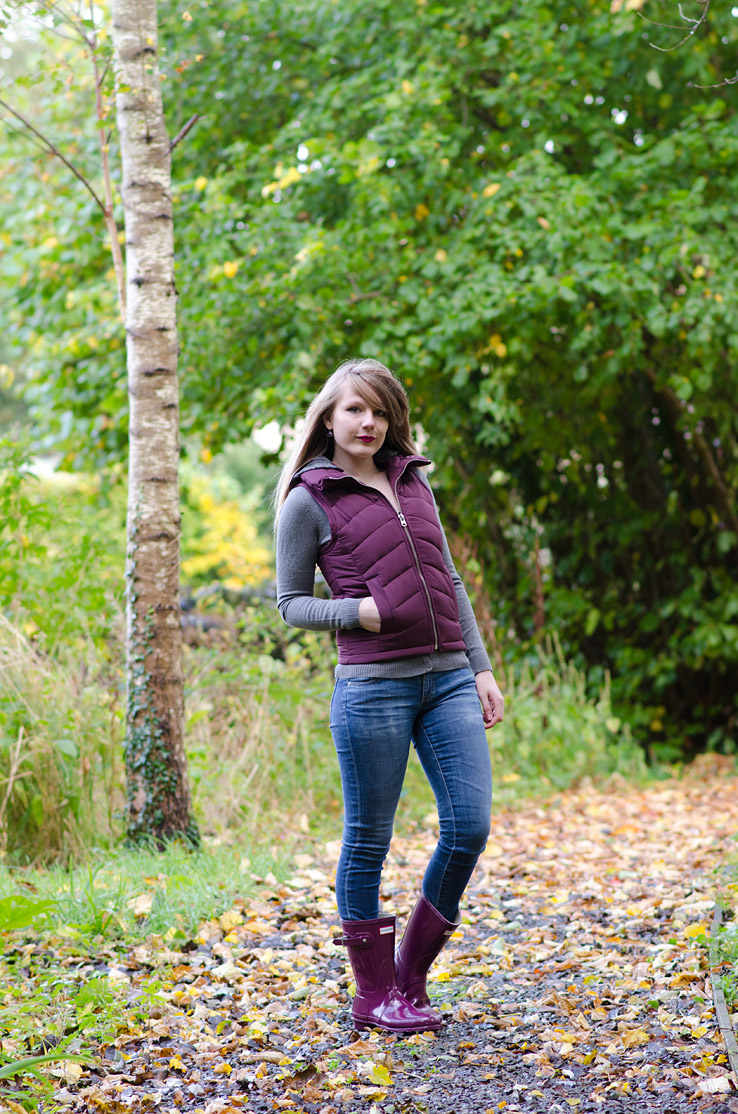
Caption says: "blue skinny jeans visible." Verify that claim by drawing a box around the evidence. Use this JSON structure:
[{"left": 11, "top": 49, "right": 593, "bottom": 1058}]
[{"left": 329, "top": 667, "right": 493, "bottom": 922}]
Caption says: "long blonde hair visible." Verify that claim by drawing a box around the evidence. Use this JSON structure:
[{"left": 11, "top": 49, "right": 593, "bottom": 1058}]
[{"left": 274, "top": 358, "right": 419, "bottom": 516}]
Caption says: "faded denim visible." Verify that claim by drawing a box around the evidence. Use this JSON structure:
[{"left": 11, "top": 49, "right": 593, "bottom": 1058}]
[{"left": 329, "top": 668, "right": 493, "bottom": 922}]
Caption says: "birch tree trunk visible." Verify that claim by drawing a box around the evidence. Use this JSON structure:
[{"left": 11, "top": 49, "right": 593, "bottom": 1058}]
[{"left": 111, "top": 0, "right": 198, "bottom": 845}]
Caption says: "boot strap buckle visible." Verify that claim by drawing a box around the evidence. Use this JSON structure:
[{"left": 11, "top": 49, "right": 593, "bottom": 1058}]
[{"left": 334, "top": 931, "right": 372, "bottom": 948}]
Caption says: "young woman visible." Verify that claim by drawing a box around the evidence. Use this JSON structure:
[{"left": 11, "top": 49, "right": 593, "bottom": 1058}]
[{"left": 275, "top": 358, "right": 503, "bottom": 1033}]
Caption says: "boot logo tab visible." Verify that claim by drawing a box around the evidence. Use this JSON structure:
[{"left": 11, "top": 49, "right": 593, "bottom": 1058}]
[{"left": 379, "top": 925, "right": 393, "bottom": 935}]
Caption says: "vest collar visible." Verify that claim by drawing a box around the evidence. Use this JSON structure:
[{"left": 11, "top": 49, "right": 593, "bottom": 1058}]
[{"left": 295, "top": 452, "right": 430, "bottom": 492}]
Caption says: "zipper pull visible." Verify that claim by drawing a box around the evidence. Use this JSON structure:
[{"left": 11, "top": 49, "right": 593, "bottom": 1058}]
[{"left": 398, "top": 512, "right": 407, "bottom": 527}]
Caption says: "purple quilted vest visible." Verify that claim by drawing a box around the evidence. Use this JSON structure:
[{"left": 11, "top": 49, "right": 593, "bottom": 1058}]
[{"left": 296, "top": 455, "right": 466, "bottom": 664}]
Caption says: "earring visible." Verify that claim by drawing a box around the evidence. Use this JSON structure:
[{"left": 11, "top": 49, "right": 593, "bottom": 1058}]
[{"left": 326, "top": 429, "right": 333, "bottom": 438}]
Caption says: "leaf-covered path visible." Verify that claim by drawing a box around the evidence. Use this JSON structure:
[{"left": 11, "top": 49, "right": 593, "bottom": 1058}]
[{"left": 68, "top": 760, "right": 738, "bottom": 1114}]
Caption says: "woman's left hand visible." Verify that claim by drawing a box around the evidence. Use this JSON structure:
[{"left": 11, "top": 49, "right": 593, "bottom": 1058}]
[{"left": 475, "top": 670, "right": 504, "bottom": 730}]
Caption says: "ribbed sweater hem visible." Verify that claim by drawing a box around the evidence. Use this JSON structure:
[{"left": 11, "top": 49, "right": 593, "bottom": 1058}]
[{"left": 335, "top": 651, "right": 471, "bottom": 679}]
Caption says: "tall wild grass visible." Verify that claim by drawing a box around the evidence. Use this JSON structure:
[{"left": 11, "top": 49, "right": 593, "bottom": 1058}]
[
  {"left": 0, "top": 616, "right": 123, "bottom": 862},
  {"left": 0, "top": 608, "right": 647, "bottom": 865}
]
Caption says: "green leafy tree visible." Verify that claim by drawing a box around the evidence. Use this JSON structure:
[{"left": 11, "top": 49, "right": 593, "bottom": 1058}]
[
  {"left": 3, "top": 0, "right": 737, "bottom": 753},
  {"left": 166, "top": 0, "right": 738, "bottom": 755}
]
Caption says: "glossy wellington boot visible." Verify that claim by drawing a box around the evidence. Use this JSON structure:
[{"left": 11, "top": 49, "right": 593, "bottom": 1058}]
[
  {"left": 395, "top": 893, "right": 460, "bottom": 1023},
  {"left": 337, "top": 916, "right": 441, "bottom": 1033}
]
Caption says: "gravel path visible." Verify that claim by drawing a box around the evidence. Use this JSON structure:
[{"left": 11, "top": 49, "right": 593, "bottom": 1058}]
[{"left": 66, "top": 759, "right": 738, "bottom": 1114}]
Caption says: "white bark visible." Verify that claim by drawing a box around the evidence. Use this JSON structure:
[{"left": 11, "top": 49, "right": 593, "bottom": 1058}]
[{"left": 111, "top": 0, "right": 195, "bottom": 842}]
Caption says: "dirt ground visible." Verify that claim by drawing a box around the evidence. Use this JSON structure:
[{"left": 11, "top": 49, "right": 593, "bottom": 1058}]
[{"left": 60, "top": 758, "right": 738, "bottom": 1114}]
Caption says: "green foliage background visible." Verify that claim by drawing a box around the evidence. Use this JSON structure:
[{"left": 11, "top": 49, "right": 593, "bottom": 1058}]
[{"left": 1, "top": 0, "right": 737, "bottom": 760}]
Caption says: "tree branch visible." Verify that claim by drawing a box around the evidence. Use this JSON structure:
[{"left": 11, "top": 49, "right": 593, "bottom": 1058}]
[
  {"left": 170, "top": 113, "right": 200, "bottom": 151},
  {"left": 642, "top": 365, "right": 738, "bottom": 535},
  {"left": 693, "top": 71, "right": 738, "bottom": 88},
  {"left": 0, "top": 97, "right": 107, "bottom": 216},
  {"left": 640, "top": 0, "right": 712, "bottom": 53}
]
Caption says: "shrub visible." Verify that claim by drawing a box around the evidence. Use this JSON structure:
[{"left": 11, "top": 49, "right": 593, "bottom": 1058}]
[
  {"left": 0, "top": 617, "right": 124, "bottom": 863},
  {"left": 488, "top": 635, "right": 648, "bottom": 804},
  {"left": 0, "top": 438, "right": 125, "bottom": 653}
]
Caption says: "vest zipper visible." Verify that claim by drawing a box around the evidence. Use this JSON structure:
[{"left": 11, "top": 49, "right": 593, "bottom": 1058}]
[
  {"left": 342, "top": 472, "right": 441, "bottom": 652},
  {"left": 396, "top": 507, "right": 440, "bottom": 652}
]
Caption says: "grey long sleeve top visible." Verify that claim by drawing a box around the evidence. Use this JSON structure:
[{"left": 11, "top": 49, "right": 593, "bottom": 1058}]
[{"left": 276, "top": 477, "right": 493, "bottom": 680}]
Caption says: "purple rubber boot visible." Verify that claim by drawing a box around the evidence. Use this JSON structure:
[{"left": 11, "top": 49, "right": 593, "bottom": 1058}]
[
  {"left": 395, "top": 894, "right": 460, "bottom": 1024},
  {"left": 337, "top": 916, "right": 440, "bottom": 1033}
]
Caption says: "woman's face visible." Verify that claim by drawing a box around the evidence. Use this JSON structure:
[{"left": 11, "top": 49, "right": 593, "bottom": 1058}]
[{"left": 325, "top": 384, "right": 389, "bottom": 470}]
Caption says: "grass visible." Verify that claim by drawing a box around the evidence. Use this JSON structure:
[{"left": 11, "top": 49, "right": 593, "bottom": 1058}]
[
  {"left": 710, "top": 857, "right": 738, "bottom": 1009},
  {"left": 0, "top": 840, "right": 290, "bottom": 1110},
  {"left": 0, "top": 615, "right": 124, "bottom": 863},
  {"left": 486, "top": 634, "right": 648, "bottom": 804},
  {"left": 0, "top": 840, "right": 288, "bottom": 943}
]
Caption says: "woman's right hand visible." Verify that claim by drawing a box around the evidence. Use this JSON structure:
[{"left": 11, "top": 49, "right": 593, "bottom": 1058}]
[{"left": 358, "top": 596, "right": 382, "bottom": 632}]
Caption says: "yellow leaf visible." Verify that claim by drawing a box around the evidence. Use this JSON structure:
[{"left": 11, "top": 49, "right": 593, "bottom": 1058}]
[
  {"left": 214, "top": 1061, "right": 232, "bottom": 1075},
  {"left": 223, "top": 260, "right": 239, "bottom": 279},
  {"left": 220, "top": 908, "right": 244, "bottom": 930},
  {"left": 670, "top": 971, "right": 700, "bottom": 988},
  {"left": 683, "top": 922, "right": 708, "bottom": 938},
  {"left": 369, "top": 1063, "right": 392, "bottom": 1086},
  {"left": 195, "top": 176, "right": 208, "bottom": 190},
  {"left": 51, "top": 1061, "right": 84, "bottom": 1084},
  {"left": 401, "top": 80, "right": 415, "bottom": 94},
  {"left": 170, "top": 1056, "right": 184, "bottom": 1071},
  {"left": 619, "top": 1027, "right": 650, "bottom": 1048},
  {"left": 692, "top": 264, "right": 706, "bottom": 279},
  {"left": 278, "top": 166, "right": 302, "bottom": 189},
  {"left": 434, "top": 249, "right": 448, "bottom": 263},
  {"left": 483, "top": 183, "right": 501, "bottom": 198},
  {"left": 127, "top": 892, "right": 154, "bottom": 918},
  {"left": 182, "top": 11, "right": 193, "bottom": 20},
  {"left": 415, "top": 202, "right": 430, "bottom": 220},
  {"left": 537, "top": 216, "right": 551, "bottom": 230},
  {"left": 358, "top": 156, "right": 381, "bottom": 176}
]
